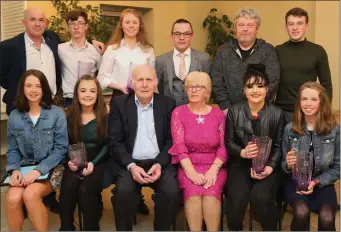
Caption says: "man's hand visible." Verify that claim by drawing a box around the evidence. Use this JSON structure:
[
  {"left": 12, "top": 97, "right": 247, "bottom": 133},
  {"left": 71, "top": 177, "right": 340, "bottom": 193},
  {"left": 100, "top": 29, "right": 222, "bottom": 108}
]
[
  {"left": 82, "top": 162, "right": 94, "bottom": 176},
  {"left": 250, "top": 166, "right": 273, "bottom": 180},
  {"left": 92, "top": 40, "right": 105, "bottom": 55},
  {"left": 9, "top": 170, "right": 23, "bottom": 187},
  {"left": 144, "top": 164, "right": 162, "bottom": 183},
  {"left": 297, "top": 181, "right": 316, "bottom": 195},
  {"left": 241, "top": 142, "right": 259, "bottom": 159},
  {"left": 22, "top": 170, "right": 41, "bottom": 186},
  {"left": 130, "top": 164, "right": 150, "bottom": 184}
]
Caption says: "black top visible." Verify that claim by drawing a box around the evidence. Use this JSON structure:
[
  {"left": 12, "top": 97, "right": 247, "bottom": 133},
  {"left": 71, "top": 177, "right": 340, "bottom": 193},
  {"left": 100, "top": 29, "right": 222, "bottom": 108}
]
[
  {"left": 238, "top": 39, "right": 257, "bottom": 61},
  {"left": 275, "top": 39, "right": 332, "bottom": 112}
]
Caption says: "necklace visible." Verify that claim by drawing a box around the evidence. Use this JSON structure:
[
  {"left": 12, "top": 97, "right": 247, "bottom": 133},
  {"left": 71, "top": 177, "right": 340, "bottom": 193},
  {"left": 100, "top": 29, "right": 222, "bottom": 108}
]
[{"left": 196, "top": 114, "right": 205, "bottom": 124}]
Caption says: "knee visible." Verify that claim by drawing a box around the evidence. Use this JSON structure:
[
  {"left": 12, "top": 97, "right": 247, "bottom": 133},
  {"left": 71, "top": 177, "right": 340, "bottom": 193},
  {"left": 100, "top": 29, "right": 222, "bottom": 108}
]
[
  {"left": 23, "top": 188, "right": 41, "bottom": 205},
  {"left": 250, "top": 189, "right": 273, "bottom": 205},
  {"left": 6, "top": 190, "right": 24, "bottom": 207},
  {"left": 294, "top": 203, "right": 310, "bottom": 220},
  {"left": 227, "top": 191, "right": 249, "bottom": 208},
  {"left": 319, "top": 206, "right": 335, "bottom": 225}
]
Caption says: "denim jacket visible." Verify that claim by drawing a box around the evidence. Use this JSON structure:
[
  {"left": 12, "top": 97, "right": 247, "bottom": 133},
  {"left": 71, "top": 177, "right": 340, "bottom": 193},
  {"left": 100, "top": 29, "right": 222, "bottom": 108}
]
[
  {"left": 281, "top": 122, "right": 340, "bottom": 187},
  {"left": 6, "top": 105, "right": 68, "bottom": 175}
]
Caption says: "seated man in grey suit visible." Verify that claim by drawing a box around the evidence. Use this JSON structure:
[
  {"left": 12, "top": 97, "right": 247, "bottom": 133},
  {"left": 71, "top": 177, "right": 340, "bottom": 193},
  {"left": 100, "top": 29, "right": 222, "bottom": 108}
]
[{"left": 156, "top": 19, "right": 211, "bottom": 106}]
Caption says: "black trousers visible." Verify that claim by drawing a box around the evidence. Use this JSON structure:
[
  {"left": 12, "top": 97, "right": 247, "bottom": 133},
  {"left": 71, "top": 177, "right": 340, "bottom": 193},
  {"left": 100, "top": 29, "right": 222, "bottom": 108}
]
[
  {"left": 224, "top": 163, "right": 280, "bottom": 231},
  {"left": 111, "top": 160, "right": 181, "bottom": 231},
  {"left": 59, "top": 163, "right": 105, "bottom": 231}
]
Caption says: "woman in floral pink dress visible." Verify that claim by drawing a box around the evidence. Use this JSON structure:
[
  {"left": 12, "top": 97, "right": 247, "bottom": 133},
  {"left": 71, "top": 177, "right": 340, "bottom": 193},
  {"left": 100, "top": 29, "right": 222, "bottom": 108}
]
[{"left": 169, "top": 71, "right": 228, "bottom": 231}]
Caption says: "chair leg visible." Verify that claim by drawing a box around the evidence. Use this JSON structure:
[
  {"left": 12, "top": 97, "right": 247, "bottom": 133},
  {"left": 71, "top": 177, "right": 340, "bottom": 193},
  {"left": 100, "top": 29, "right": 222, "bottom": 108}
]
[
  {"left": 306, "top": 213, "right": 310, "bottom": 230},
  {"left": 172, "top": 216, "right": 176, "bottom": 231},
  {"left": 249, "top": 202, "right": 253, "bottom": 231},
  {"left": 134, "top": 215, "right": 137, "bottom": 225}
]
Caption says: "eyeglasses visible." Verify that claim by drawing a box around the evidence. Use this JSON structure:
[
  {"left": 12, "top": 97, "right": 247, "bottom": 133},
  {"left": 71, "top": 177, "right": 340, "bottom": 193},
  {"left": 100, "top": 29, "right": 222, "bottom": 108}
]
[
  {"left": 172, "top": 32, "right": 193, "bottom": 38},
  {"left": 245, "top": 84, "right": 266, "bottom": 89},
  {"left": 68, "top": 21, "right": 86, "bottom": 28},
  {"left": 186, "top": 85, "right": 206, "bottom": 92}
]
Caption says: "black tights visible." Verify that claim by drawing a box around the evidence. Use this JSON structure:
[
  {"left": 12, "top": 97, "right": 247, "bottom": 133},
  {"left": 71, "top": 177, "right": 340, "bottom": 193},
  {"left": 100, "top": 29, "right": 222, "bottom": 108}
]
[{"left": 291, "top": 199, "right": 336, "bottom": 231}]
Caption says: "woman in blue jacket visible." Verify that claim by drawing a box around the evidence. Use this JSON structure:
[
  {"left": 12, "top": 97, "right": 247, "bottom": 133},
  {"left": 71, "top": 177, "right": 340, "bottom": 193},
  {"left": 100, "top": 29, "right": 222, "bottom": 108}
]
[
  {"left": 5, "top": 69, "right": 68, "bottom": 231},
  {"left": 282, "top": 82, "right": 339, "bottom": 231}
]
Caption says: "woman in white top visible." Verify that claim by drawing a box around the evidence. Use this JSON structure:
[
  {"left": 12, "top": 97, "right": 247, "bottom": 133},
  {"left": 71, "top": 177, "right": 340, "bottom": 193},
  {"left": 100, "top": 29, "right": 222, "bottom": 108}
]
[{"left": 97, "top": 8, "right": 155, "bottom": 98}]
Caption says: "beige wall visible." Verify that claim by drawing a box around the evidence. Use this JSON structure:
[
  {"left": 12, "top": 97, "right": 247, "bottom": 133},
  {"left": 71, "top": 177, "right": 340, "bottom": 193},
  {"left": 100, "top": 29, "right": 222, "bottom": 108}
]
[
  {"left": 26, "top": 1, "right": 339, "bottom": 109},
  {"left": 314, "top": 1, "right": 340, "bottom": 110}
]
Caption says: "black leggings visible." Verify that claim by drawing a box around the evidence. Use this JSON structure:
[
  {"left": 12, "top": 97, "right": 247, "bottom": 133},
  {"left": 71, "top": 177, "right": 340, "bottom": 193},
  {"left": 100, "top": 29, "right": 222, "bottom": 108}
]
[
  {"left": 291, "top": 199, "right": 336, "bottom": 231},
  {"left": 59, "top": 163, "right": 105, "bottom": 231}
]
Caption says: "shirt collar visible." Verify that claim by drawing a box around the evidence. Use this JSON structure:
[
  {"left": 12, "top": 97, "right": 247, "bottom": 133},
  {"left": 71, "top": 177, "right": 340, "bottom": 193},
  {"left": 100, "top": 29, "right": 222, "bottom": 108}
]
[
  {"left": 121, "top": 39, "right": 141, "bottom": 48},
  {"left": 173, "top": 47, "right": 191, "bottom": 57},
  {"left": 134, "top": 94, "right": 154, "bottom": 109},
  {"left": 68, "top": 39, "right": 90, "bottom": 49},
  {"left": 24, "top": 32, "right": 46, "bottom": 46}
]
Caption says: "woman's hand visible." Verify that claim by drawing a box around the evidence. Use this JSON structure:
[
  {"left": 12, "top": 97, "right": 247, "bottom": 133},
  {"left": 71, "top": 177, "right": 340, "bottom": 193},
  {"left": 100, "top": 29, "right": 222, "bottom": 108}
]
[
  {"left": 241, "top": 142, "right": 258, "bottom": 159},
  {"left": 9, "top": 170, "right": 23, "bottom": 187},
  {"left": 187, "top": 171, "right": 206, "bottom": 186},
  {"left": 286, "top": 149, "right": 297, "bottom": 170},
  {"left": 22, "top": 170, "right": 41, "bottom": 186},
  {"left": 82, "top": 162, "right": 94, "bottom": 176},
  {"left": 203, "top": 167, "right": 218, "bottom": 189},
  {"left": 68, "top": 160, "right": 78, "bottom": 172},
  {"left": 250, "top": 166, "right": 273, "bottom": 180},
  {"left": 297, "top": 181, "right": 316, "bottom": 195}
]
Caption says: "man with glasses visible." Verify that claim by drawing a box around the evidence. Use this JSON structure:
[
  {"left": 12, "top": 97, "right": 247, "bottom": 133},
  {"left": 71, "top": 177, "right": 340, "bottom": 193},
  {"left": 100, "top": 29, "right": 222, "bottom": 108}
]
[
  {"left": 275, "top": 7, "right": 332, "bottom": 124},
  {"left": 58, "top": 10, "right": 101, "bottom": 107},
  {"left": 0, "top": 7, "right": 105, "bottom": 115},
  {"left": 155, "top": 19, "right": 211, "bottom": 106},
  {"left": 210, "top": 8, "right": 280, "bottom": 115}
]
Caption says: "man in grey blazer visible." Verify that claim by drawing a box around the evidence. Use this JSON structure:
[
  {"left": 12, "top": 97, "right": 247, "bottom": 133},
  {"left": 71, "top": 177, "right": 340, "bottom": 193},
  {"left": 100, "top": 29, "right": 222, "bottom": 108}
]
[{"left": 156, "top": 19, "right": 211, "bottom": 106}]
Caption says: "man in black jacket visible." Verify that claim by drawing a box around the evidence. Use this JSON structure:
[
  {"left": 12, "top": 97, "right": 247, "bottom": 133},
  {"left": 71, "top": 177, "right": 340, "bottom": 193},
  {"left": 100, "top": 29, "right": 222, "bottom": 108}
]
[
  {"left": 108, "top": 65, "right": 180, "bottom": 231},
  {"left": 210, "top": 7, "right": 280, "bottom": 115}
]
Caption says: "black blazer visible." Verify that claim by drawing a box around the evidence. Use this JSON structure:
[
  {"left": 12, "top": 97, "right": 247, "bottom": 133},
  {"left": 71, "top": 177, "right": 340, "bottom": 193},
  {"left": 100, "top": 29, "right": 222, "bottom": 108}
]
[
  {"left": 108, "top": 93, "right": 176, "bottom": 169},
  {"left": 225, "top": 101, "right": 285, "bottom": 169},
  {"left": 0, "top": 31, "right": 61, "bottom": 115}
]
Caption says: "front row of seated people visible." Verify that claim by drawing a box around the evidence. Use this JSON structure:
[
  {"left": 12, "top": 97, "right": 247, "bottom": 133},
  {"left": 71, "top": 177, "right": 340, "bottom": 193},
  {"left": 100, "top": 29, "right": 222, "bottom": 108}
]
[{"left": 4, "top": 64, "right": 340, "bottom": 231}]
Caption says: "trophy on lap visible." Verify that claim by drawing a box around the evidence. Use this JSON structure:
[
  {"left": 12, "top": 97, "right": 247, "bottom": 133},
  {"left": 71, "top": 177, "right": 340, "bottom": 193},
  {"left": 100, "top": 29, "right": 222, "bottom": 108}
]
[
  {"left": 68, "top": 142, "right": 88, "bottom": 179},
  {"left": 251, "top": 135, "right": 272, "bottom": 175}
]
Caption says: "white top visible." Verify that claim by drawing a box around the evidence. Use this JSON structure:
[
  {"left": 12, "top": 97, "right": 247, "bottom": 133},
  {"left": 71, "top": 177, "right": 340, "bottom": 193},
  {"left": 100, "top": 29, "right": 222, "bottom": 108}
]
[
  {"left": 29, "top": 114, "right": 40, "bottom": 126},
  {"left": 24, "top": 33, "right": 56, "bottom": 95},
  {"left": 173, "top": 47, "right": 191, "bottom": 78},
  {"left": 58, "top": 40, "right": 102, "bottom": 97},
  {"left": 97, "top": 39, "right": 155, "bottom": 89}
]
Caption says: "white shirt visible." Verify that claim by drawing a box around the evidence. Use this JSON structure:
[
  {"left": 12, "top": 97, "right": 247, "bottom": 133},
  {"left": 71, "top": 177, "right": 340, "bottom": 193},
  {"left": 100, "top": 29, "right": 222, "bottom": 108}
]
[
  {"left": 58, "top": 40, "right": 102, "bottom": 97},
  {"left": 24, "top": 33, "right": 56, "bottom": 95},
  {"left": 97, "top": 39, "right": 155, "bottom": 89},
  {"left": 173, "top": 47, "right": 191, "bottom": 78}
]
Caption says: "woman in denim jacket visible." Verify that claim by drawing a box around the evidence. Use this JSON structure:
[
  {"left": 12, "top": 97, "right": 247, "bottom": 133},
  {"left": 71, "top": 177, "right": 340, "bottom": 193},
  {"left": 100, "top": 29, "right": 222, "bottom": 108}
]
[
  {"left": 5, "top": 69, "right": 68, "bottom": 231},
  {"left": 282, "top": 82, "right": 340, "bottom": 231}
]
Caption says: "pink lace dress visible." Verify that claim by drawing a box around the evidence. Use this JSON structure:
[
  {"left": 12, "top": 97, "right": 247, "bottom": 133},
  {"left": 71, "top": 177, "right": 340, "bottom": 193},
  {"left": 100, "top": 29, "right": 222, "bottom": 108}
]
[{"left": 169, "top": 105, "right": 228, "bottom": 202}]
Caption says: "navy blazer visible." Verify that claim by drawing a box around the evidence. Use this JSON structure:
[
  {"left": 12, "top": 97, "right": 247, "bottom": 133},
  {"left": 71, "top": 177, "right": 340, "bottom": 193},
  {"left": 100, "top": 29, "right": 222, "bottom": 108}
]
[
  {"left": 108, "top": 93, "right": 176, "bottom": 169},
  {"left": 0, "top": 31, "right": 61, "bottom": 115}
]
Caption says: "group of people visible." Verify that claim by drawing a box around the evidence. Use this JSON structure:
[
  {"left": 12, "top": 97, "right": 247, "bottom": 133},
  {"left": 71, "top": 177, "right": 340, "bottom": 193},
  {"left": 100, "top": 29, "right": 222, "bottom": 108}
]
[{"left": 0, "top": 4, "right": 339, "bottom": 232}]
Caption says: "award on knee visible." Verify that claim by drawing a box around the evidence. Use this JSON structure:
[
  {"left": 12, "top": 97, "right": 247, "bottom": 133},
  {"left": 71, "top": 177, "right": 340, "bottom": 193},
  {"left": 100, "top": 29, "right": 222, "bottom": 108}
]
[
  {"left": 251, "top": 135, "right": 272, "bottom": 174},
  {"left": 68, "top": 142, "right": 88, "bottom": 179}
]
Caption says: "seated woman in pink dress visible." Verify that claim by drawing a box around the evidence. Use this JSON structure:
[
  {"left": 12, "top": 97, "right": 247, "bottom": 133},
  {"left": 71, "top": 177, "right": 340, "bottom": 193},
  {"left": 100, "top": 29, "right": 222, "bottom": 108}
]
[{"left": 169, "top": 71, "right": 228, "bottom": 231}]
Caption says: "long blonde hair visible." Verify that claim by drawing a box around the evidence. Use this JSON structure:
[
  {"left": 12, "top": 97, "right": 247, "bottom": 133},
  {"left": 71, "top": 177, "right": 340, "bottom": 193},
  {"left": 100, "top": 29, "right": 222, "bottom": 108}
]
[{"left": 106, "top": 8, "right": 152, "bottom": 50}]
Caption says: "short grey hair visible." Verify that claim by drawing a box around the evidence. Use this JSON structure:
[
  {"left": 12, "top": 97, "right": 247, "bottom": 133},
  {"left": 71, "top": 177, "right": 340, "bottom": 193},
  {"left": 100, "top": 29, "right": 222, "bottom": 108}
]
[{"left": 234, "top": 7, "right": 261, "bottom": 28}]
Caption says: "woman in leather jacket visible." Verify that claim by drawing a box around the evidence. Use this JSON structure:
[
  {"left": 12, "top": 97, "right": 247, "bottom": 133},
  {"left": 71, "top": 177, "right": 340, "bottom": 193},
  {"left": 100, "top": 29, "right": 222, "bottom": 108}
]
[
  {"left": 224, "top": 64, "right": 285, "bottom": 231},
  {"left": 282, "top": 82, "right": 339, "bottom": 231}
]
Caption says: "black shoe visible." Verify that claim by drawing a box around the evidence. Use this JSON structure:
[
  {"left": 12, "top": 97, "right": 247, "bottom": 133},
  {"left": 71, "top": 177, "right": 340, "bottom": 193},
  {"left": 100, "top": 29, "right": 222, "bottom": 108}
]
[{"left": 137, "top": 199, "right": 149, "bottom": 215}]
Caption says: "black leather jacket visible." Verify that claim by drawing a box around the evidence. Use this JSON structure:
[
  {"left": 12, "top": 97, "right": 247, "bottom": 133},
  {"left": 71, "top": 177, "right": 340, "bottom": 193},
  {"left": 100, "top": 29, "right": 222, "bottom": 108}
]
[{"left": 225, "top": 101, "right": 285, "bottom": 169}]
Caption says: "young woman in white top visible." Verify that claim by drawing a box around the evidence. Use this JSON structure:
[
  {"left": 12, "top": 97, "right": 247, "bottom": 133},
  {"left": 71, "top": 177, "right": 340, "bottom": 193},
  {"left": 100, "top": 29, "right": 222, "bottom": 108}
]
[{"left": 97, "top": 8, "right": 155, "bottom": 98}]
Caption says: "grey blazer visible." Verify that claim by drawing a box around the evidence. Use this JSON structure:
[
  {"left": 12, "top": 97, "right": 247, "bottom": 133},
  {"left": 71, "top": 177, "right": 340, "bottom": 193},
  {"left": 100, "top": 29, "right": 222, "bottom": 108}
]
[{"left": 155, "top": 48, "right": 211, "bottom": 96}]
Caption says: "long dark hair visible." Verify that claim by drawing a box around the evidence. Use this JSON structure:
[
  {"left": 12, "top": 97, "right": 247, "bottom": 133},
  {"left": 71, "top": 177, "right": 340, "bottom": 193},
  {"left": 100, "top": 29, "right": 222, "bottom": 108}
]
[
  {"left": 15, "top": 69, "right": 53, "bottom": 112},
  {"left": 66, "top": 75, "right": 107, "bottom": 143}
]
